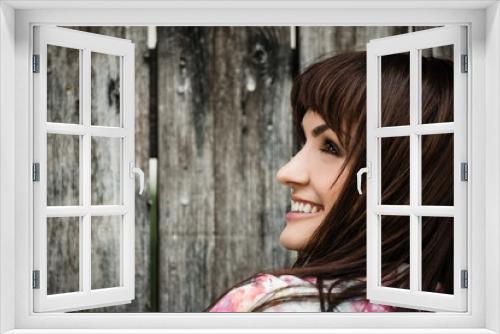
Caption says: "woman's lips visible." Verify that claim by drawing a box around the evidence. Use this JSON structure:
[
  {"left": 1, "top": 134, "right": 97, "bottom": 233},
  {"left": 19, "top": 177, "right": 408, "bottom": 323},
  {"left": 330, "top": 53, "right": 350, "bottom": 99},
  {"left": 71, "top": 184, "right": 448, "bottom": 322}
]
[{"left": 286, "top": 210, "right": 323, "bottom": 221}]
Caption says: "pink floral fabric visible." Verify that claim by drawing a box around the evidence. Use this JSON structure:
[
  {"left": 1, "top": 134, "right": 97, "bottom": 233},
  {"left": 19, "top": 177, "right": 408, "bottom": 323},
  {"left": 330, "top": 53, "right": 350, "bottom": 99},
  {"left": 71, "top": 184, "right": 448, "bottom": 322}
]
[{"left": 208, "top": 273, "right": 395, "bottom": 312}]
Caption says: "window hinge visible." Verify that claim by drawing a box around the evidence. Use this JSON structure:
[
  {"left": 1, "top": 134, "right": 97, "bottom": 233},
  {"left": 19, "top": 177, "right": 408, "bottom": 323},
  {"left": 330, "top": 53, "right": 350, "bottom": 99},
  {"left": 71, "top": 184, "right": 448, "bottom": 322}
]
[
  {"left": 461, "top": 54, "right": 468, "bottom": 73},
  {"left": 461, "top": 269, "right": 468, "bottom": 289},
  {"left": 32, "top": 162, "right": 40, "bottom": 182},
  {"left": 32, "top": 55, "right": 40, "bottom": 73},
  {"left": 32, "top": 270, "right": 40, "bottom": 289},
  {"left": 461, "top": 162, "right": 468, "bottom": 181}
]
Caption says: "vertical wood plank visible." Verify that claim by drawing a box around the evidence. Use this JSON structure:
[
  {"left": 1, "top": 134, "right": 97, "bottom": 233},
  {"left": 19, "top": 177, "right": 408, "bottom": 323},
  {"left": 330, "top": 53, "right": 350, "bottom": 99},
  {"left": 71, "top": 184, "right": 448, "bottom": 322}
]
[
  {"left": 211, "top": 27, "right": 295, "bottom": 302},
  {"left": 157, "top": 27, "right": 216, "bottom": 312},
  {"left": 157, "top": 27, "right": 295, "bottom": 312}
]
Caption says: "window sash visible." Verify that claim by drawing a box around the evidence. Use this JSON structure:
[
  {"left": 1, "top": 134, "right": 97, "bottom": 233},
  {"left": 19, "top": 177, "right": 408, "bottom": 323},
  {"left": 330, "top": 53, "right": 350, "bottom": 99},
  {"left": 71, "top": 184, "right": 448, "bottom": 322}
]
[
  {"left": 32, "top": 26, "right": 136, "bottom": 312},
  {"left": 366, "top": 25, "right": 468, "bottom": 312}
]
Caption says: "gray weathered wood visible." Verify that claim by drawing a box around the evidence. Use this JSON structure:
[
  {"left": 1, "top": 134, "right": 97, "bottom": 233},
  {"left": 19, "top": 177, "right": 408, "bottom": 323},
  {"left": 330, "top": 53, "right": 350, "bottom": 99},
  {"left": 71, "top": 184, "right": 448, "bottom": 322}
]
[
  {"left": 298, "top": 26, "right": 410, "bottom": 70},
  {"left": 157, "top": 27, "right": 295, "bottom": 312},
  {"left": 157, "top": 27, "right": 216, "bottom": 312},
  {"left": 299, "top": 26, "right": 451, "bottom": 69},
  {"left": 211, "top": 26, "right": 296, "bottom": 307}
]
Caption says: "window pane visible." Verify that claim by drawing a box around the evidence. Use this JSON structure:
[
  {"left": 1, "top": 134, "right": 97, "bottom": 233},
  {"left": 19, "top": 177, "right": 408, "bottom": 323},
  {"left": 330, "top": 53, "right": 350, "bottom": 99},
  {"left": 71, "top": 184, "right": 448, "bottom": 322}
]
[
  {"left": 381, "top": 136, "right": 410, "bottom": 205},
  {"left": 380, "top": 52, "right": 410, "bottom": 127},
  {"left": 421, "top": 134, "right": 454, "bottom": 206},
  {"left": 381, "top": 215, "right": 410, "bottom": 289},
  {"left": 91, "top": 215, "right": 121, "bottom": 289},
  {"left": 47, "top": 45, "right": 80, "bottom": 124},
  {"left": 47, "top": 133, "right": 80, "bottom": 206},
  {"left": 91, "top": 52, "right": 121, "bottom": 127},
  {"left": 421, "top": 216, "right": 454, "bottom": 294},
  {"left": 47, "top": 217, "right": 80, "bottom": 295},
  {"left": 420, "top": 45, "right": 454, "bottom": 124},
  {"left": 91, "top": 137, "right": 122, "bottom": 205}
]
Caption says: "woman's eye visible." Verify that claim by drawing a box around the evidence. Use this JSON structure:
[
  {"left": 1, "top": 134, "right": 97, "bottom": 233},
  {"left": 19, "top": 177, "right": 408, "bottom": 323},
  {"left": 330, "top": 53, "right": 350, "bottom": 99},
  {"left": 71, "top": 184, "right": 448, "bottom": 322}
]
[{"left": 320, "top": 139, "right": 339, "bottom": 156}]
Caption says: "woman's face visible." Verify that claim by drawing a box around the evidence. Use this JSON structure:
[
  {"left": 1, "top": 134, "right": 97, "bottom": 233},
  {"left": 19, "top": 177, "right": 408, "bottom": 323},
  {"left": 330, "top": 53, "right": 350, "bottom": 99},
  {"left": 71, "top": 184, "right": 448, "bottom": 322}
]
[{"left": 276, "top": 109, "right": 350, "bottom": 251}]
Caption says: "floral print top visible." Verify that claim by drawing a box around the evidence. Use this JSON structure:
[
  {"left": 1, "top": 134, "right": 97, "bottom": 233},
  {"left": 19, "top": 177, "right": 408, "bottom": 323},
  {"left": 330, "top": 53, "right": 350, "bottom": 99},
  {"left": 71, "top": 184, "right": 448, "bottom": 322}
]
[{"left": 208, "top": 273, "right": 396, "bottom": 312}]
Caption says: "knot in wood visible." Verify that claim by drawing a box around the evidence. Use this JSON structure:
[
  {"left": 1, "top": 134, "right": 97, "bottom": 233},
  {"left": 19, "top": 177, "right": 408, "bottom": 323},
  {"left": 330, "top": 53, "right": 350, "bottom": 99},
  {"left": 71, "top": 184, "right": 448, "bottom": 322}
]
[{"left": 251, "top": 44, "right": 267, "bottom": 65}]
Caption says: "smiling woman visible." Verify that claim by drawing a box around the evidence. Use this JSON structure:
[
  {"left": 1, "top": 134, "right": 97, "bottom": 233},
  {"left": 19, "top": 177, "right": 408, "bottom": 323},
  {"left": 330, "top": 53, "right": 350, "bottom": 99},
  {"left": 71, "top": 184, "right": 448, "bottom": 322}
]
[
  {"left": 277, "top": 111, "right": 349, "bottom": 251},
  {"left": 206, "top": 50, "right": 455, "bottom": 312}
]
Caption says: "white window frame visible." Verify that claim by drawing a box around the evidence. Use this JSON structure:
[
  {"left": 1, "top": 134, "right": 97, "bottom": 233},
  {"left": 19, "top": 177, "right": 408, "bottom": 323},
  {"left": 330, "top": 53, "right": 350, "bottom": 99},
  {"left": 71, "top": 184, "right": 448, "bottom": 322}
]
[
  {"left": 0, "top": 1, "right": 498, "bottom": 333},
  {"left": 32, "top": 26, "right": 136, "bottom": 312},
  {"left": 365, "top": 25, "right": 468, "bottom": 312}
]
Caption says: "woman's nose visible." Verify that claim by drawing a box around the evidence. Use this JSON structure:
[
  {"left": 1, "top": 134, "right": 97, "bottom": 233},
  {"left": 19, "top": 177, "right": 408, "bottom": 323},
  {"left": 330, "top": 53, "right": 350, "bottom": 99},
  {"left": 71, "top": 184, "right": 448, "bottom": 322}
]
[{"left": 276, "top": 151, "right": 309, "bottom": 187}]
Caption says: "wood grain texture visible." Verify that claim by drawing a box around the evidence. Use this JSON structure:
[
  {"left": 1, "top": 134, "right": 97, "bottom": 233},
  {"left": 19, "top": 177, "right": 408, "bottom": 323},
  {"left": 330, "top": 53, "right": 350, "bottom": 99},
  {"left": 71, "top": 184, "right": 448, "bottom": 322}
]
[
  {"left": 298, "top": 26, "right": 410, "bottom": 70},
  {"left": 211, "top": 27, "right": 296, "bottom": 308},
  {"left": 157, "top": 27, "right": 217, "bottom": 312},
  {"left": 157, "top": 27, "right": 295, "bottom": 312}
]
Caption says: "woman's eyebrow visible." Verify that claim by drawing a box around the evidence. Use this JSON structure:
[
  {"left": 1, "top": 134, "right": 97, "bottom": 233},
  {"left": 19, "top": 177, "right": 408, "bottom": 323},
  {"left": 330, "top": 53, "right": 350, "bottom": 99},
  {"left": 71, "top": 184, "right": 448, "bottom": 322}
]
[
  {"left": 310, "top": 123, "right": 345, "bottom": 149},
  {"left": 311, "top": 124, "right": 330, "bottom": 137}
]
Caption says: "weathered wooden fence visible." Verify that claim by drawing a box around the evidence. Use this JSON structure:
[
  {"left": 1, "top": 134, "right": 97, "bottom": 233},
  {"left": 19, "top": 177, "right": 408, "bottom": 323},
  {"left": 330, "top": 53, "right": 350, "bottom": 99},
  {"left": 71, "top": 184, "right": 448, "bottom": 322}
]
[{"left": 48, "top": 26, "right": 444, "bottom": 312}]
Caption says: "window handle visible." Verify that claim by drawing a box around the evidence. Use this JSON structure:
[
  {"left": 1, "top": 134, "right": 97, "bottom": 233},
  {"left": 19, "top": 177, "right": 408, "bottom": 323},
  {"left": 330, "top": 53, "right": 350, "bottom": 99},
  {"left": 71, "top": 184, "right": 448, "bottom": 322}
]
[
  {"left": 356, "top": 163, "right": 371, "bottom": 195},
  {"left": 129, "top": 162, "right": 145, "bottom": 195}
]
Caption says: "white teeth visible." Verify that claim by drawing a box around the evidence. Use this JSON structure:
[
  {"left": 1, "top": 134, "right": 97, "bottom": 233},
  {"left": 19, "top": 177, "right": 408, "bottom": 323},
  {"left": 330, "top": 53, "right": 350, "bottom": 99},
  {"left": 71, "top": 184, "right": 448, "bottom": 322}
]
[
  {"left": 290, "top": 200, "right": 322, "bottom": 213},
  {"left": 304, "top": 203, "right": 312, "bottom": 213}
]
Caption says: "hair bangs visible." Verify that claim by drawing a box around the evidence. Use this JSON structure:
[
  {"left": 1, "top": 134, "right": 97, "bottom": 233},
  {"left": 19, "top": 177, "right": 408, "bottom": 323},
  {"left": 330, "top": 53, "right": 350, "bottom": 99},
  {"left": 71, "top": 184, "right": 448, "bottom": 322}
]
[{"left": 291, "top": 52, "right": 367, "bottom": 151}]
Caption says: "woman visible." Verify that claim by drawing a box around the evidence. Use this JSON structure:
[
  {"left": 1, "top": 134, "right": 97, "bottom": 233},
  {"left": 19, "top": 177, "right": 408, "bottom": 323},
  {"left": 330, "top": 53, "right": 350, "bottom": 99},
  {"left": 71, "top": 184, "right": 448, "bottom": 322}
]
[{"left": 206, "top": 51, "right": 454, "bottom": 312}]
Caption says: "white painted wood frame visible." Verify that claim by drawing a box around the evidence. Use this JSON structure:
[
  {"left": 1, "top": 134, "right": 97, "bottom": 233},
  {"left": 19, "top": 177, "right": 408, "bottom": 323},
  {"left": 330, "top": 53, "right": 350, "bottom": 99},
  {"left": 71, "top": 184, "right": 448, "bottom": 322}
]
[
  {"left": 366, "top": 25, "right": 468, "bottom": 312},
  {"left": 32, "top": 26, "right": 136, "bottom": 312},
  {"left": 0, "top": 1, "right": 498, "bottom": 333}
]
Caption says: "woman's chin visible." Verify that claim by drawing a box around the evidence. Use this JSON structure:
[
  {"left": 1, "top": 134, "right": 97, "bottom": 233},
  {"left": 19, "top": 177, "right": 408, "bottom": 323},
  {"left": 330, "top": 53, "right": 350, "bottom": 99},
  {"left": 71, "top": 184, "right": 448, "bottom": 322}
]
[
  {"left": 279, "top": 217, "right": 322, "bottom": 251},
  {"left": 279, "top": 228, "right": 306, "bottom": 251}
]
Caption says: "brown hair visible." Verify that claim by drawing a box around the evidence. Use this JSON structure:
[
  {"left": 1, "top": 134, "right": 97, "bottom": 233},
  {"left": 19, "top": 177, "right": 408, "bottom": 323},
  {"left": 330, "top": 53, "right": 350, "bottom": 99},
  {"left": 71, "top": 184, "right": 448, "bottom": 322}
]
[{"left": 205, "top": 51, "right": 454, "bottom": 312}]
